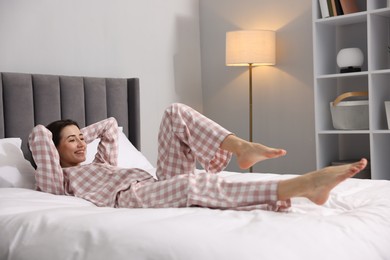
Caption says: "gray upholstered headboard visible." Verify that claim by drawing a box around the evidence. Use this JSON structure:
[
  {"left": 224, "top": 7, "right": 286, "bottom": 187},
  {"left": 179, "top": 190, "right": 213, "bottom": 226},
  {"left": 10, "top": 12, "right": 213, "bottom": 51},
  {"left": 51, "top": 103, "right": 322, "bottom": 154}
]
[{"left": 0, "top": 72, "right": 140, "bottom": 163}]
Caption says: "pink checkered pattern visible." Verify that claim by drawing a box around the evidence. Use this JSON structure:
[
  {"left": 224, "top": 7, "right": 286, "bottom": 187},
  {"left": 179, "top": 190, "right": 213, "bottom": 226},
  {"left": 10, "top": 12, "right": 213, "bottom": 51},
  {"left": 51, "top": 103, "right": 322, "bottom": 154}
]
[
  {"left": 29, "top": 104, "right": 290, "bottom": 211},
  {"left": 118, "top": 172, "right": 290, "bottom": 211},
  {"left": 28, "top": 125, "right": 65, "bottom": 195},
  {"left": 156, "top": 103, "right": 233, "bottom": 180},
  {"left": 29, "top": 118, "right": 152, "bottom": 207},
  {"left": 120, "top": 103, "right": 290, "bottom": 211}
]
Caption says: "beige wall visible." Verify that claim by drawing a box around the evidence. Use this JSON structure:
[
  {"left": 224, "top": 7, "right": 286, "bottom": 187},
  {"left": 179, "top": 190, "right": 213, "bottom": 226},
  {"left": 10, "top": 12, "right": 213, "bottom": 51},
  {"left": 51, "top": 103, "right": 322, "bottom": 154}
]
[{"left": 199, "top": 0, "right": 316, "bottom": 174}]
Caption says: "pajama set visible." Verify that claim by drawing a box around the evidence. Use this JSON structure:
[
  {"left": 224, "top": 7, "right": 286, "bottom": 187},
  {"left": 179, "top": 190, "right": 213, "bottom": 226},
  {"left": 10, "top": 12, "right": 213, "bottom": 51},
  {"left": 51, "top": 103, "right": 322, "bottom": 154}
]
[{"left": 29, "top": 103, "right": 290, "bottom": 211}]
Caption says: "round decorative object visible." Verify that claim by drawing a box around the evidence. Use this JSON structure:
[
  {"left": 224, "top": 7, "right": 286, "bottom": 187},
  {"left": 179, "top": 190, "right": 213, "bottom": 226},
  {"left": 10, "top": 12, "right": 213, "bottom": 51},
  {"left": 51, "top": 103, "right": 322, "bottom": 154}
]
[{"left": 336, "top": 48, "right": 364, "bottom": 73}]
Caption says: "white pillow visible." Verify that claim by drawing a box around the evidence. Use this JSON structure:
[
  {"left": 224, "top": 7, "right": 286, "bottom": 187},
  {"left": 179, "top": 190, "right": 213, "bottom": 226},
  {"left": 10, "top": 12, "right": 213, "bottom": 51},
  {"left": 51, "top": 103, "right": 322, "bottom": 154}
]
[
  {"left": 83, "top": 128, "right": 154, "bottom": 170},
  {"left": 0, "top": 138, "right": 36, "bottom": 189}
]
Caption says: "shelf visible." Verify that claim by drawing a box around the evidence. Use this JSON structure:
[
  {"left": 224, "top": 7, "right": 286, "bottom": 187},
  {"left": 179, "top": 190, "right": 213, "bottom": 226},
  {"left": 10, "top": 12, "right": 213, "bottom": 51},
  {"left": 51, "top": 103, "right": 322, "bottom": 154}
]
[
  {"left": 370, "top": 73, "right": 390, "bottom": 130},
  {"left": 316, "top": 133, "right": 370, "bottom": 169},
  {"left": 316, "top": 71, "right": 368, "bottom": 79},
  {"left": 318, "top": 130, "right": 370, "bottom": 134},
  {"left": 315, "top": 11, "right": 367, "bottom": 25},
  {"left": 313, "top": 0, "right": 390, "bottom": 180},
  {"left": 371, "top": 133, "right": 390, "bottom": 179},
  {"left": 369, "top": 11, "right": 390, "bottom": 71},
  {"left": 314, "top": 19, "right": 368, "bottom": 75},
  {"left": 318, "top": 130, "right": 390, "bottom": 134},
  {"left": 372, "top": 130, "right": 390, "bottom": 133},
  {"left": 372, "top": 69, "right": 390, "bottom": 74},
  {"left": 370, "top": 8, "right": 390, "bottom": 16}
]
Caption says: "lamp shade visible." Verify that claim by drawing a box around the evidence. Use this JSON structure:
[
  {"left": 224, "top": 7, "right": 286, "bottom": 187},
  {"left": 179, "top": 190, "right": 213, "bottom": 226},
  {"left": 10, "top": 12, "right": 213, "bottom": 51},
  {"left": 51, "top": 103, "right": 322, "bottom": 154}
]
[{"left": 226, "top": 30, "right": 275, "bottom": 66}]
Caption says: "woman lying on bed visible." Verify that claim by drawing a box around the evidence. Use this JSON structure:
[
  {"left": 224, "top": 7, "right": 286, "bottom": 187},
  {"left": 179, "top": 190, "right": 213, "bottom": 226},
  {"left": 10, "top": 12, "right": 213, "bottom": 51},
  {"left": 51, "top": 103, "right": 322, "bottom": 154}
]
[{"left": 28, "top": 103, "right": 367, "bottom": 212}]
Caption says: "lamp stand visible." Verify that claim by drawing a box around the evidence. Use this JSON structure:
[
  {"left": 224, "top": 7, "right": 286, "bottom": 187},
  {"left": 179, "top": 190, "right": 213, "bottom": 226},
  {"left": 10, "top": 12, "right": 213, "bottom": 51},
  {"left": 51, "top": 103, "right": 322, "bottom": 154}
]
[{"left": 249, "top": 63, "right": 253, "bottom": 173}]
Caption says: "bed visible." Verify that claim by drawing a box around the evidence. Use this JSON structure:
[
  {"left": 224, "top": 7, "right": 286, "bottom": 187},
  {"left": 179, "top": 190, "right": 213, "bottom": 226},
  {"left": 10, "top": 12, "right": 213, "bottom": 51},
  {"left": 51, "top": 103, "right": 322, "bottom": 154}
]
[{"left": 1, "top": 72, "right": 390, "bottom": 260}]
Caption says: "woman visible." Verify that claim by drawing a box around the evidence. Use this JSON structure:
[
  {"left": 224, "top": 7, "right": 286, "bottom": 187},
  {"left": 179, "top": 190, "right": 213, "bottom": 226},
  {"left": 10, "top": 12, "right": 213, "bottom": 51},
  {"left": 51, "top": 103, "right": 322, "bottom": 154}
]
[{"left": 29, "top": 103, "right": 367, "bottom": 211}]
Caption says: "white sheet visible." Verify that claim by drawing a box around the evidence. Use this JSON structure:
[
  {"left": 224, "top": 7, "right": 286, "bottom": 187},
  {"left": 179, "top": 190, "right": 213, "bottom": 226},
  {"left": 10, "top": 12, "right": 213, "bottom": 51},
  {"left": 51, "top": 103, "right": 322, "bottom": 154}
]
[{"left": 1, "top": 171, "right": 390, "bottom": 260}]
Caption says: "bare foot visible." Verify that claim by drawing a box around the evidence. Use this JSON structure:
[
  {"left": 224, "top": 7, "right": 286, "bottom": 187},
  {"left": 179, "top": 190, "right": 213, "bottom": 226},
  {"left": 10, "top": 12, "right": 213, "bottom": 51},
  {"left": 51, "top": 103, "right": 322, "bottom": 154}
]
[
  {"left": 279, "top": 158, "right": 368, "bottom": 205},
  {"left": 236, "top": 143, "right": 287, "bottom": 169},
  {"left": 220, "top": 135, "right": 287, "bottom": 169}
]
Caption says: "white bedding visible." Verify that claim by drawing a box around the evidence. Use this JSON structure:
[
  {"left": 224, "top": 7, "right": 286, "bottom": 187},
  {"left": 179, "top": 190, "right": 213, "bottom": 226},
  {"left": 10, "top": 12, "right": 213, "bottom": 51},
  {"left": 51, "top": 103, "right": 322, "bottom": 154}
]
[{"left": 1, "top": 171, "right": 390, "bottom": 260}]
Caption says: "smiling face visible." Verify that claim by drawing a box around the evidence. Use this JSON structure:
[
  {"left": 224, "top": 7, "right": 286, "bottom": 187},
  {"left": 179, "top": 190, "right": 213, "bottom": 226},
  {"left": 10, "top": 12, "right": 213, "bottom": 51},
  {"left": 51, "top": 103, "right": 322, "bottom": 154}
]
[{"left": 57, "top": 125, "right": 86, "bottom": 168}]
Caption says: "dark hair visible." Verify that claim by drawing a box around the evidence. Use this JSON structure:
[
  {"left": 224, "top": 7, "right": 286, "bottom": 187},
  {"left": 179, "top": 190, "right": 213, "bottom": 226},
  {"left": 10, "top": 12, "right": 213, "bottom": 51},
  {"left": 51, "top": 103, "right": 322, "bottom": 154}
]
[{"left": 46, "top": 119, "right": 80, "bottom": 147}]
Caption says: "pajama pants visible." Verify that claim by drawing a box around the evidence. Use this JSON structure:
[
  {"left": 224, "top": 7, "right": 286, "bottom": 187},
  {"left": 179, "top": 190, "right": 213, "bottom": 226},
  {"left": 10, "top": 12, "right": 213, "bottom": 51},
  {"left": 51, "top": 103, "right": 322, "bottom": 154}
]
[{"left": 119, "top": 103, "right": 290, "bottom": 211}]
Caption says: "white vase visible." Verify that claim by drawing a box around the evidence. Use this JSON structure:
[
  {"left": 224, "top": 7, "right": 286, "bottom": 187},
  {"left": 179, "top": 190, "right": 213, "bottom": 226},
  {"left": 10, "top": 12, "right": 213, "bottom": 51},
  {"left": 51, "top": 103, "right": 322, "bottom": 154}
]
[{"left": 337, "top": 48, "right": 364, "bottom": 68}]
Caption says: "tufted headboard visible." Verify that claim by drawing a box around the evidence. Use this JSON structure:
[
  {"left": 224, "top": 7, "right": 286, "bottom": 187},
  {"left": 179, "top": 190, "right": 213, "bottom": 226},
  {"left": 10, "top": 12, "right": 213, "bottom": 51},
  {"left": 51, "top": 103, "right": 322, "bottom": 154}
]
[{"left": 0, "top": 72, "right": 140, "bottom": 163}]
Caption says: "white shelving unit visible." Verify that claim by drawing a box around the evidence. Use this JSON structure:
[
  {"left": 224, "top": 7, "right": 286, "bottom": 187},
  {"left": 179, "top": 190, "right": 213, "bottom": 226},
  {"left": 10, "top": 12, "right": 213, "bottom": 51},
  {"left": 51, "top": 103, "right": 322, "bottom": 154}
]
[{"left": 312, "top": 0, "right": 390, "bottom": 180}]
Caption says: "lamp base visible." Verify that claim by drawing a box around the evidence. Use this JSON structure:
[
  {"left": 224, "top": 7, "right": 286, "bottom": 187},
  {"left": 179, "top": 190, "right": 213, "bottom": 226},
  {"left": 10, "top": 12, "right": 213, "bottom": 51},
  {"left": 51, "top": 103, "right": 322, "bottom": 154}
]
[{"left": 340, "top": 66, "right": 361, "bottom": 73}]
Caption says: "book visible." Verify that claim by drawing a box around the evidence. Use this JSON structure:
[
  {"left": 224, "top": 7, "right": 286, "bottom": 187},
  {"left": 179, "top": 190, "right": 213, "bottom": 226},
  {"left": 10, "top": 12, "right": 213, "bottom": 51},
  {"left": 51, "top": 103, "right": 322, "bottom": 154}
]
[
  {"left": 327, "top": 0, "right": 334, "bottom": 16},
  {"left": 331, "top": 0, "right": 338, "bottom": 16},
  {"left": 339, "top": 0, "right": 359, "bottom": 14},
  {"left": 319, "top": 0, "right": 330, "bottom": 18},
  {"left": 335, "top": 0, "right": 344, "bottom": 15}
]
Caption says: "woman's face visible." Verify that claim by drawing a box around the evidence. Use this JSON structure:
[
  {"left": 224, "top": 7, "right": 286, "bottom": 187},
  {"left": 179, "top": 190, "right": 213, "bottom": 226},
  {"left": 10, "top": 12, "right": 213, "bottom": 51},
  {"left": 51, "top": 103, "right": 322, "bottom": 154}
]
[{"left": 57, "top": 125, "right": 86, "bottom": 167}]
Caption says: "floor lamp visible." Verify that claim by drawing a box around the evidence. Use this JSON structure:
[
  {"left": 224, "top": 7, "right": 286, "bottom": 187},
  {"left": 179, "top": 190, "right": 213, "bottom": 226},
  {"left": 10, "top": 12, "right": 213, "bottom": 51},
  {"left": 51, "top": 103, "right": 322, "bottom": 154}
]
[{"left": 226, "top": 30, "right": 276, "bottom": 172}]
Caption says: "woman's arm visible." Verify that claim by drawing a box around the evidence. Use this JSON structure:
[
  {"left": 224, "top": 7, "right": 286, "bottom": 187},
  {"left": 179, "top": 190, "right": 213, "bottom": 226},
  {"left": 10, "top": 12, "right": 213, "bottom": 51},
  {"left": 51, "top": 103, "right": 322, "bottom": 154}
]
[
  {"left": 81, "top": 117, "right": 119, "bottom": 166},
  {"left": 28, "top": 125, "right": 65, "bottom": 195}
]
